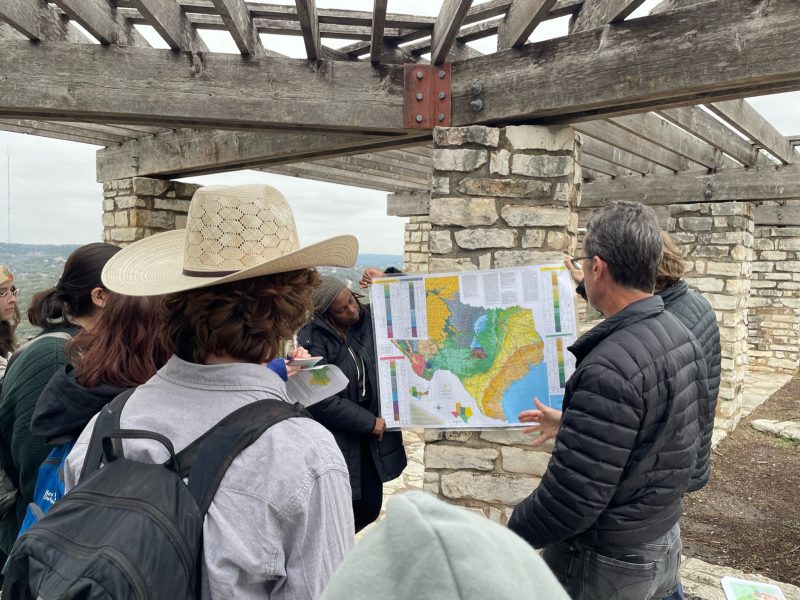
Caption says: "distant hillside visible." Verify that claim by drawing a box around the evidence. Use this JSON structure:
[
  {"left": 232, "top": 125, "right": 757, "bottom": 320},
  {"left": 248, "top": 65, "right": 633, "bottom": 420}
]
[{"left": 0, "top": 243, "right": 401, "bottom": 340}]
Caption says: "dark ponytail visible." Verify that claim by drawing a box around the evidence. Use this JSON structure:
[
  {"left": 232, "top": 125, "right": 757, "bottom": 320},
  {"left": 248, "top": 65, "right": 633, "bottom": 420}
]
[{"left": 28, "top": 242, "right": 121, "bottom": 330}]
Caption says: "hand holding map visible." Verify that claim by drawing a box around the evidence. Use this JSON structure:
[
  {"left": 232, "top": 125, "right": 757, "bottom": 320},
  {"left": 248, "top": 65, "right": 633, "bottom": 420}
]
[{"left": 286, "top": 364, "right": 349, "bottom": 408}]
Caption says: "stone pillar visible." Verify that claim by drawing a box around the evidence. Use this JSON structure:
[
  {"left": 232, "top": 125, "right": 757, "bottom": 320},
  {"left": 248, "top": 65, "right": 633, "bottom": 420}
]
[
  {"left": 102, "top": 177, "right": 200, "bottom": 246},
  {"left": 668, "top": 202, "right": 754, "bottom": 432},
  {"left": 403, "top": 216, "right": 431, "bottom": 273},
  {"left": 748, "top": 225, "right": 800, "bottom": 373},
  {"left": 422, "top": 124, "right": 580, "bottom": 521}
]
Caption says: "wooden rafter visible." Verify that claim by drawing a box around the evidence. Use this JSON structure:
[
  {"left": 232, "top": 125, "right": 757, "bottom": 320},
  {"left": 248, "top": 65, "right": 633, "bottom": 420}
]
[
  {"left": 131, "top": 0, "right": 209, "bottom": 51},
  {"left": 369, "top": 0, "right": 388, "bottom": 64},
  {"left": 51, "top": 0, "right": 146, "bottom": 46},
  {"left": 294, "top": 0, "right": 321, "bottom": 60},
  {"left": 575, "top": 122, "right": 691, "bottom": 172},
  {"left": 581, "top": 136, "right": 670, "bottom": 175},
  {"left": 497, "top": 0, "right": 558, "bottom": 50},
  {"left": 570, "top": 0, "right": 646, "bottom": 33},
  {"left": 262, "top": 163, "right": 429, "bottom": 193},
  {"left": 431, "top": 0, "right": 473, "bottom": 65},
  {"left": 212, "top": 0, "right": 268, "bottom": 56},
  {"left": 0, "top": 0, "right": 88, "bottom": 43},
  {"left": 707, "top": 100, "right": 797, "bottom": 165}
]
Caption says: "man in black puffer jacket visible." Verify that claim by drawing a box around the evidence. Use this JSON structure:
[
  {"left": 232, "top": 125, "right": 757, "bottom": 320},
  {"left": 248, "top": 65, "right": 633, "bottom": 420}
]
[{"left": 508, "top": 202, "right": 709, "bottom": 600}]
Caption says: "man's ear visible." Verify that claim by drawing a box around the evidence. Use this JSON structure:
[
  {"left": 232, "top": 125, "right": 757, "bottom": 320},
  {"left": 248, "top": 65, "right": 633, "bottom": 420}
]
[
  {"left": 90, "top": 287, "right": 107, "bottom": 308},
  {"left": 592, "top": 256, "right": 607, "bottom": 278}
]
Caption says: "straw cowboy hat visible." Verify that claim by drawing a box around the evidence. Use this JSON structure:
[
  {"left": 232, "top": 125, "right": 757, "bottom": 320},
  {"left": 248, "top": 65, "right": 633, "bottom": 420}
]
[{"left": 102, "top": 184, "right": 358, "bottom": 296}]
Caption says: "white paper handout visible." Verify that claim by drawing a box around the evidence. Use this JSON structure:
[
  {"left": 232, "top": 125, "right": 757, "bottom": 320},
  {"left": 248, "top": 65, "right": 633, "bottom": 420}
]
[{"left": 286, "top": 363, "right": 349, "bottom": 407}]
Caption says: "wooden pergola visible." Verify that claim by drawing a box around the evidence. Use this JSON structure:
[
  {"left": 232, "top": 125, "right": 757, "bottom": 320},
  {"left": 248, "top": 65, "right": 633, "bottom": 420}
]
[{"left": 0, "top": 0, "right": 798, "bottom": 220}]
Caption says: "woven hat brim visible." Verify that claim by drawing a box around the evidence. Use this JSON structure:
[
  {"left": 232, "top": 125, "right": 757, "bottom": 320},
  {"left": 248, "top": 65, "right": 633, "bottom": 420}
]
[{"left": 102, "top": 230, "right": 359, "bottom": 296}]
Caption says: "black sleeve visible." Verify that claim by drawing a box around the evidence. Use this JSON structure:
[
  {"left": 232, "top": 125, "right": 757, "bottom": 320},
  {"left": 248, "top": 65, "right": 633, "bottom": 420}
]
[{"left": 576, "top": 280, "right": 587, "bottom": 301}]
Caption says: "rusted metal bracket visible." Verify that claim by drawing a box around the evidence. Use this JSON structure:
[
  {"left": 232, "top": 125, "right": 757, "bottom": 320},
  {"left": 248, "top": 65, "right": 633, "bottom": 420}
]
[{"left": 403, "top": 64, "right": 452, "bottom": 129}]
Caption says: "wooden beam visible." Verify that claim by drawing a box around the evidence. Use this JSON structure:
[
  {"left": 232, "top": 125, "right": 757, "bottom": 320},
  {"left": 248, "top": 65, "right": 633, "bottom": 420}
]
[
  {"left": 451, "top": 0, "right": 800, "bottom": 126},
  {"left": 0, "top": 0, "right": 88, "bottom": 42},
  {"left": 212, "top": 0, "right": 268, "bottom": 56},
  {"left": 582, "top": 163, "right": 800, "bottom": 208},
  {"left": 131, "top": 0, "right": 209, "bottom": 51},
  {"left": 574, "top": 121, "right": 690, "bottom": 172},
  {"left": 370, "top": 0, "right": 388, "bottom": 64},
  {"left": 752, "top": 201, "right": 800, "bottom": 226},
  {"left": 431, "top": 0, "right": 473, "bottom": 65},
  {"left": 609, "top": 112, "right": 737, "bottom": 170},
  {"left": 497, "top": 0, "right": 558, "bottom": 50},
  {"left": 581, "top": 135, "right": 670, "bottom": 175},
  {"left": 387, "top": 192, "right": 431, "bottom": 217},
  {"left": 570, "top": 0, "right": 646, "bottom": 33},
  {"left": 0, "top": 41, "right": 405, "bottom": 133},
  {"left": 707, "top": 99, "right": 798, "bottom": 165},
  {"left": 580, "top": 153, "right": 635, "bottom": 178},
  {"left": 0, "top": 120, "right": 116, "bottom": 146},
  {"left": 262, "top": 163, "right": 429, "bottom": 193},
  {"left": 294, "top": 0, "right": 321, "bottom": 60},
  {"left": 657, "top": 105, "right": 758, "bottom": 167},
  {"left": 51, "top": 0, "right": 146, "bottom": 46},
  {"left": 96, "top": 128, "right": 429, "bottom": 180}
]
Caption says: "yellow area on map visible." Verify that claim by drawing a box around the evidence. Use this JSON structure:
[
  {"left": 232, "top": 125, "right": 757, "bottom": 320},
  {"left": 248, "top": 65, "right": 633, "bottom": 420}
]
[
  {"left": 425, "top": 276, "right": 459, "bottom": 346},
  {"left": 461, "top": 309, "right": 543, "bottom": 419}
]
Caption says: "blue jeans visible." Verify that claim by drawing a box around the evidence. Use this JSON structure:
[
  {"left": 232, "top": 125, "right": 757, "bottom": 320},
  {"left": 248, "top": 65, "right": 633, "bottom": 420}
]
[
  {"left": 664, "top": 582, "right": 685, "bottom": 599},
  {"left": 541, "top": 522, "right": 683, "bottom": 600}
]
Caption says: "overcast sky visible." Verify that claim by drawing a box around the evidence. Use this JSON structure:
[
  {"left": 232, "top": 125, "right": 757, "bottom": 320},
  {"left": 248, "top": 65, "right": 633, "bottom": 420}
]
[{"left": 0, "top": 0, "right": 797, "bottom": 253}]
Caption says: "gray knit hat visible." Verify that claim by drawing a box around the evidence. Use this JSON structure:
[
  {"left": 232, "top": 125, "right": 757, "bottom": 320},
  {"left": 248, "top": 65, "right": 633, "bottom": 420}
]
[{"left": 313, "top": 275, "right": 347, "bottom": 314}]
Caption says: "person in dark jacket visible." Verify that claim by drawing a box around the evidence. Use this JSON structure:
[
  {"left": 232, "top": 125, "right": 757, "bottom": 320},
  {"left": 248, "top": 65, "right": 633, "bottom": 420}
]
[
  {"left": 564, "top": 230, "right": 721, "bottom": 492},
  {"left": 0, "top": 242, "right": 120, "bottom": 555},
  {"left": 508, "top": 201, "right": 709, "bottom": 600},
  {"left": 298, "top": 275, "right": 407, "bottom": 532}
]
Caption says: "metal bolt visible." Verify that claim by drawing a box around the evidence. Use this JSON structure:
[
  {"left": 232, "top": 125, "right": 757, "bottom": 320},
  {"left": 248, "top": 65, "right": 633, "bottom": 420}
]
[
  {"left": 438, "top": 91, "right": 446, "bottom": 100},
  {"left": 437, "top": 113, "right": 445, "bottom": 121},
  {"left": 416, "top": 70, "right": 424, "bottom": 80},
  {"left": 415, "top": 114, "right": 424, "bottom": 123},
  {"left": 416, "top": 92, "right": 423, "bottom": 101},
  {"left": 470, "top": 99, "right": 484, "bottom": 112},
  {"left": 471, "top": 82, "right": 483, "bottom": 95},
  {"left": 438, "top": 70, "right": 446, "bottom": 79}
]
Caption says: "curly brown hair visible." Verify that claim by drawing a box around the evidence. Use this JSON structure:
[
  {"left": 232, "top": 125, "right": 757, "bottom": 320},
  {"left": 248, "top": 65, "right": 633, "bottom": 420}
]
[
  {"left": 655, "top": 230, "right": 685, "bottom": 292},
  {"left": 160, "top": 269, "right": 321, "bottom": 364},
  {"left": 0, "top": 303, "right": 20, "bottom": 357}
]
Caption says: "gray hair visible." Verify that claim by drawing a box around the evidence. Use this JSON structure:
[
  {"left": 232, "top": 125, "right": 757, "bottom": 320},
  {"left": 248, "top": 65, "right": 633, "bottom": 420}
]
[{"left": 584, "top": 201, "right": 663, "bottom": 292}]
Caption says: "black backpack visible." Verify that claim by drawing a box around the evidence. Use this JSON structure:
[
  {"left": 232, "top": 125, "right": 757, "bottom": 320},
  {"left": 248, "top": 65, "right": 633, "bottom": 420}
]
[{"left": 2, "top": 390, "right": 311, "bottom": 600}]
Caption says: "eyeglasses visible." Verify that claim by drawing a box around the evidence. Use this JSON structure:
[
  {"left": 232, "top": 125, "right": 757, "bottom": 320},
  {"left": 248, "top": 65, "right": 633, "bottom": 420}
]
[
  {"left": 0, "top": 287, "right": 19, "bottom": 299},
  {"left": 569, "top": 256, "right": 592, "bottom": 269}
]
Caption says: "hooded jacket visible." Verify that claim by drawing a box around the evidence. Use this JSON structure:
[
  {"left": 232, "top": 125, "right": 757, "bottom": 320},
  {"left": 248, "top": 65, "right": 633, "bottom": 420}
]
[
  {"left": 298, "top": 308, "right": 406, "bottom": 500},
  {"left": 30, "top": 365, "right": 127, "bottom": 445},
  {"left": 509, "top": 296, "right": 709, "bottom": 548}
]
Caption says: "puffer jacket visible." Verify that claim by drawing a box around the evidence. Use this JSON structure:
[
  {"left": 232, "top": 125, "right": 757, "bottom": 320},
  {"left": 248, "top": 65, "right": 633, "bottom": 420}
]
[
  {"left": 508, "top": 295, "right": 709, "bottom": 548},
  {"left": 659, "top": 280, "right": 720, "bottom": 492},
  {"left": 298, "top": 308, "right": 406, "bottom": 500}
]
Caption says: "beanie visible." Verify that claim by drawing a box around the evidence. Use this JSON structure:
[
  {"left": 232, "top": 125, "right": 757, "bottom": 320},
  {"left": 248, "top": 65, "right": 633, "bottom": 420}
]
[
  {"left": 313, "top": 275, "right": 347, "bottom": 314},
  {"left": 320, "top": 491, "right": 571, "bottom": 600}
]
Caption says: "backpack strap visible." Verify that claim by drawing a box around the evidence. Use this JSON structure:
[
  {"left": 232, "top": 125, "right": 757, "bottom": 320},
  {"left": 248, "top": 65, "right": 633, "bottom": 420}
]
[
  {"left": 79, "top": 387, "right": 137, "bottom": 483},
  {"left": 182, "top": 399, "right": 310, "bottom": 516}
]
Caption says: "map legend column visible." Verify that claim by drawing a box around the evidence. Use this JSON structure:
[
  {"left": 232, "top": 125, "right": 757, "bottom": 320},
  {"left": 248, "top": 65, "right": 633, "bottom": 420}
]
[
  {"left": 389, "top": 360, "right": 400, "bottom": 421},
  {"left": 556, "top": 338, "right": 567, "bottom": 388},
  {"left": 383, "top": 285, "right": 394, "bottom": 338},
  {"left": 550, "top": 271, "right": 561, "bottom": 333}
]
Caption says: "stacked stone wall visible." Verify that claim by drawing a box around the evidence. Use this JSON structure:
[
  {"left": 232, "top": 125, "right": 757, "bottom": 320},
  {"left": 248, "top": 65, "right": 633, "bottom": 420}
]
[
  {"left": 668, "top": 202, "right": 753, "bottom": 431},
  {"left": 748, "top": 225, "right": 800, "bottom": 373},
  {"left": 422, "top": 124, "right": 580, "bottom": 518},
  {"left": 102, "top": 177, "right": 199, "bottom": 246},
  {"left": 403, "top": 216, "right": 431, "bottom": 273}
]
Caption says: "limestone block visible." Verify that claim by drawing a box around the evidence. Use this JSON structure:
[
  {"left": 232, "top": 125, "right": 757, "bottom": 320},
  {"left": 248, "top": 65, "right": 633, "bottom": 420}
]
[
  {"left": 430, "top": 197, "right": 498, "bottom": 226},
  {"left": 495, "top": 250, "right": 562, "bottom": 269},
  {"left": 429, "top": 230, "right": 453, "bottom": 254},
  {"left": 685, "top": 277, "right": 725, "bottom": 293},
  {"left": 132, "top": 177, "right": 171, "bottom": 197},
  {"left": 113, "top": 211, "right": 129, "bottom": 227},
  {"left": 522, "top": 230, "right": 546, "bottom": 248},
  {"left": 710, "top": 232, "right": 748, "bottom": 245},
  {"left": 511, "top": 155, "right": 573, "bottom": 178},
  {"left": 102, "top": 199, "right": 115, "bottom": 212},
  {"left": 115, "top": 196, "right": 148, "bottom": 210},
  {"left": 444, "top": 431, "right": 475, "bottom": 442},
  {"left": 175, "top": 215, "right": 187, "bottom": 229},
  {"left": 500, "top": 205, "right": 570, "bottom": 227},
  {"left": 154, "top": 199, "right": 191, "bottom": 213},
  {"left": 552, "top": 183, "right": 578, "bottom": 206},
  {"left": 545, "top": 231, "right": 571, "bottom": 252},
  {"left": 172, "top": 182, "right": 202, "bottom": 199},
  {"left": 501, "top": 447, "right": 552, "bottom": 476},
  {"left": 777, "top": 238, "right": 800, "bottom": 251},
  {"left": 131, "top": 210, "right": 175, "bottom": 230},
  {"left": 432, "top": 175, "right": 450, "bottom": 195},
  {"left": 478, "top": 253, "right": 492, "bottom": 270},
  {"left": 454, "top": 229, "right": 516, "bottom": 249},
  {"left": 705, "top": 262, "right": 743, "bottom": 277},
  {"left": 678, "top": 217, "right": 713, "bottom": 231},
  {"left": 456, "top": 178, "right": 551, "bottom": 198},
  {"left": 710, "top": 202, "right": 747, "bottom": 216},
  {"left": 725, "top": 279, "right": 750, "bottom": 294},
  {"left": 505, "top": 126, "right": 575, "bottom": 152},
  {"left": 433, "top": 126, "right": 500, "bottom": 148},
  {"left": 730, "top": 244, "right": 749, "bottom": 261},
  {"left": 433, "top": 148, "right": 488, "bottom": 172},
  {"left": 490, "top": 150, "right": 510, "bottom": 175},
  {"left": 109, "top": 179, "right": 133, "bottom": 192},
  {"left": 753, "top": 238, "right": 774, "bottom": 251},
  {"left": 480, "top": 429, "right": 539, "bottom": 445},
  {"left": 430, "top": 258, "right": 478, "bottom": 272},
  {"left": 670, "top": 232, "right": 697, "bottom": 244},
  {"left": 705, "top": 294, "right": 738, "bottom": 310},
  {"left": 770, "top": 226, "right": 800, "bottom": 237},
  {"left": 440, "top": 472, "right": 539, "bottom": 505},
  {"left": 109, "top": 227, "right": 145, "bottom": 242},
  {"left": 425, "top": 445, "right": 499, "bottom": 471}
]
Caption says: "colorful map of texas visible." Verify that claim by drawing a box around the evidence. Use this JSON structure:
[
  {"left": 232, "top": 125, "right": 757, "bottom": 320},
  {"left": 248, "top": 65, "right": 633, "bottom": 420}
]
[{"left": 392, "top": 276, "right": 544, "bottom": 421}]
